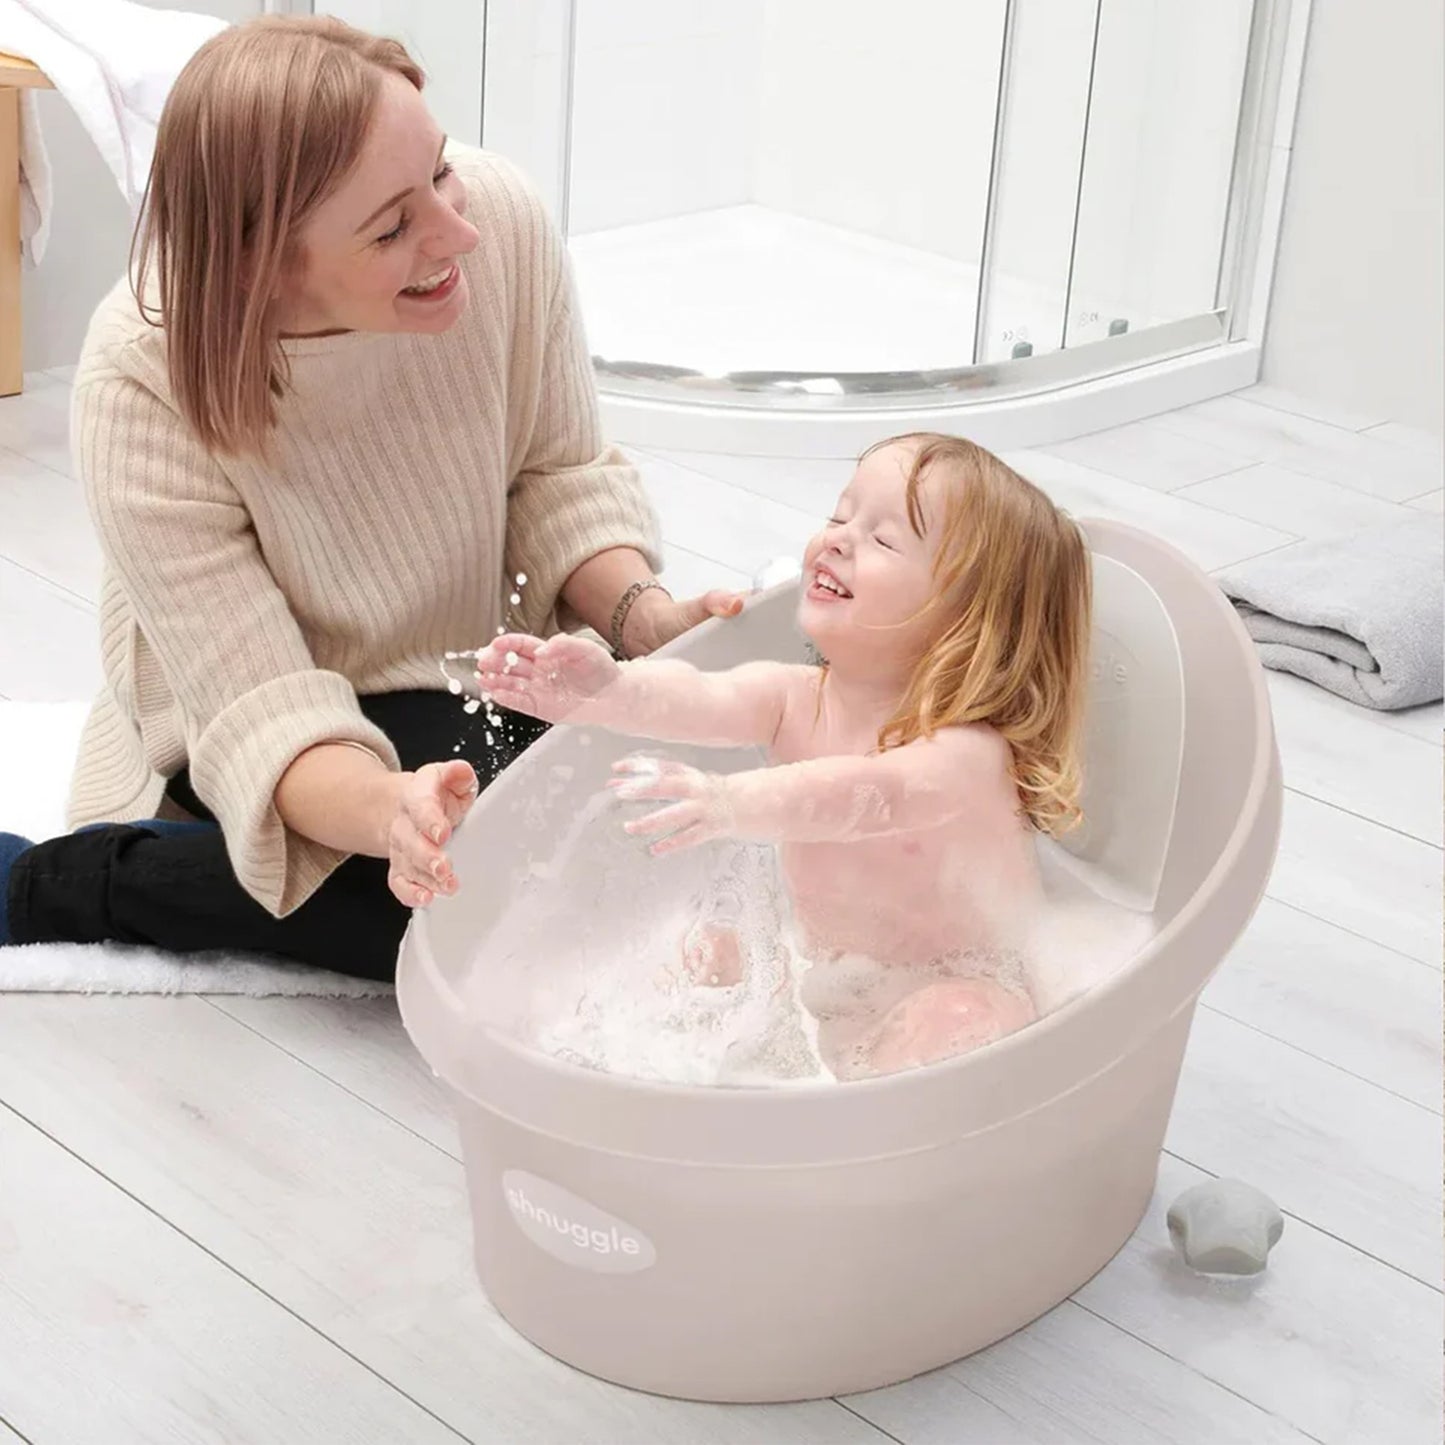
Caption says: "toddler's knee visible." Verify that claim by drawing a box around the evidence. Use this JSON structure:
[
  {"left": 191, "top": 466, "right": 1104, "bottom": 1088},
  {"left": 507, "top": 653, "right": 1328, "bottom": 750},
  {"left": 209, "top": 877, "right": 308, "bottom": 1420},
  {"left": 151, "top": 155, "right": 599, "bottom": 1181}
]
[{"left": 863, "top": 976, "right": 1035, "bottom": 1076}]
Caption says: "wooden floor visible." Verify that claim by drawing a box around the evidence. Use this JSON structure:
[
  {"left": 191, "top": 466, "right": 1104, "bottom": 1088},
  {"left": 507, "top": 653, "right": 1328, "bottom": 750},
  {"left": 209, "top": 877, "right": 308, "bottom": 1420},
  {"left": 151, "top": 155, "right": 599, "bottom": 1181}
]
[{"left": 1, "top": 369, "right": 1441, "bottom": 1444}]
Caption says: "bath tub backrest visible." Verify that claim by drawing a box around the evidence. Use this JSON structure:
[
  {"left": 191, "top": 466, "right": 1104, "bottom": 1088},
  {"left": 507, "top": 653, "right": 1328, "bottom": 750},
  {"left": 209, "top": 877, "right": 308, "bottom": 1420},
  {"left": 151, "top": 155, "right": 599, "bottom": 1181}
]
[
  {"left": 1080, "top": 520, "right": 1274, "bottom": 924},
  {"left": 1045, "top": 552, "right": 1184, "bottom": 911}
]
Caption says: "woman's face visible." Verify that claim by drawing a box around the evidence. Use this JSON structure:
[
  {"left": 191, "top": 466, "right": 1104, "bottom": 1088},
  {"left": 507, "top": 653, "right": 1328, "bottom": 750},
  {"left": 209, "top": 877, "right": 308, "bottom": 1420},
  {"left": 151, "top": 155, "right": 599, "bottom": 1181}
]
[{"left": 276, "top": 73, "right": 480, "bottom": 337}]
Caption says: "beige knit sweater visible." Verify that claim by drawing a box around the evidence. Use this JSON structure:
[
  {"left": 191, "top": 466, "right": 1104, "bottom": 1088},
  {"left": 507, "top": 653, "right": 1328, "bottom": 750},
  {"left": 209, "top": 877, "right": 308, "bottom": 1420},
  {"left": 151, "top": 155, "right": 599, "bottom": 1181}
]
[{"left": 67, "top": 149, "right": 660, "bottom": 918}]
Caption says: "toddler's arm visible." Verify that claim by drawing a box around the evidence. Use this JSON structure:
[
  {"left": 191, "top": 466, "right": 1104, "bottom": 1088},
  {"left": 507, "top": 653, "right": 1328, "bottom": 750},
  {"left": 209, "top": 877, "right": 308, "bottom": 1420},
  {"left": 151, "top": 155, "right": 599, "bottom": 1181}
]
[
  {"left": 615, "top": 727, "right": 1005, "bottom": 852},
  {"left": 475, "top": 632, "right": 794, "bottom": 748}
]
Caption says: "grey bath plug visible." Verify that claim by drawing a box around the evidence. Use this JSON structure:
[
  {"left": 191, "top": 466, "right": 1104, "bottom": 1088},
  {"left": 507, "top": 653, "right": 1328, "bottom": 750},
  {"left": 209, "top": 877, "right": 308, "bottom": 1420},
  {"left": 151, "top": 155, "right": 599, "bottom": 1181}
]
[{"left": 1167, "top": 1179, "right": 1284, "bottom": 1274}]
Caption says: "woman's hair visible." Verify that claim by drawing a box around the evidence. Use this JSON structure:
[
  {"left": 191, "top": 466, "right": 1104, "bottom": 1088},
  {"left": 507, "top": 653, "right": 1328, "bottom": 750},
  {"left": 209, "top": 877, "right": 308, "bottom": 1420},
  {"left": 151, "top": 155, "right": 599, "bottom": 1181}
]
[
  {"left": 868, "top": 432, "right": 1093, "bottom": 837},
  {"left": 132, "top": 16, "right": 424, "bottom": 457}
]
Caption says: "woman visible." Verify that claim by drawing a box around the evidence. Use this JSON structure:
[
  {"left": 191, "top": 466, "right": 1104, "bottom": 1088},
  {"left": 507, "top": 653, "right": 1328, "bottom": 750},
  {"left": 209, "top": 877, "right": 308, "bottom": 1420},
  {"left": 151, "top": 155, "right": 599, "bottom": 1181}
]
[{"left": 0, "top": 16, "right": 741, "bottom": 978}]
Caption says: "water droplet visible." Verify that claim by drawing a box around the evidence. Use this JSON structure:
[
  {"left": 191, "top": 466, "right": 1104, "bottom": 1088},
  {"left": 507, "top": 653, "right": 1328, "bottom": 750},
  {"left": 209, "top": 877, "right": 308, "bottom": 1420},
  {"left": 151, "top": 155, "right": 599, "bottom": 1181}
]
[
  {"left": 496, "top": 625, "right": 506, "bottom": 636},
  {"left": 510, "top": 592, "right": 522, "bottom": 606},
  {"left": 485, "top": 731, "right": 494, "bottom": 746},
  {"left": 515, "top": 572, "right": 528, "bottom": 586},
  {"left": 505, "top": 651, "right": 519, "bottom": 667},
  {"left": 463, "top": 699, "right": 481, "bottom": 715},
  {"left": 447, "top": 679, "right": 462, "bottom": 695}
]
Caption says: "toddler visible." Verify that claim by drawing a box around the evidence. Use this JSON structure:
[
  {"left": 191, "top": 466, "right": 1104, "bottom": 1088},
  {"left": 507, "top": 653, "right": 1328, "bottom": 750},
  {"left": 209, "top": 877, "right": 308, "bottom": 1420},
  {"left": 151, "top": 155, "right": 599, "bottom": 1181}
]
[{"left": 475, "top": 433, "right": 1092, "bottom": 1078}]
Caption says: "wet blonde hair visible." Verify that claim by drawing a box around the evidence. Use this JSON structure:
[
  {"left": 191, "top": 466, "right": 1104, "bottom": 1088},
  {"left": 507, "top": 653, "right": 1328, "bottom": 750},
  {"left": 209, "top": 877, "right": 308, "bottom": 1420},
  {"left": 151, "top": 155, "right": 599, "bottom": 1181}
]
[
  {"left": 132, "top": 16, "right": 424, "bottom": 457},
  {"left": 865, "top": 432, "right": 1092, "bottom": 837}
]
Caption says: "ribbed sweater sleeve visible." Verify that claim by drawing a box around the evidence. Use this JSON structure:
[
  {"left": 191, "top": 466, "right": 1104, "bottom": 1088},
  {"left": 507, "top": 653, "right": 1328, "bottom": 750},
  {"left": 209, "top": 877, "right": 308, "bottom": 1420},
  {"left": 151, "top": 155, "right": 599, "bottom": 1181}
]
[{"left": 76, "top": 368, "right": 400, "bottom": 916}]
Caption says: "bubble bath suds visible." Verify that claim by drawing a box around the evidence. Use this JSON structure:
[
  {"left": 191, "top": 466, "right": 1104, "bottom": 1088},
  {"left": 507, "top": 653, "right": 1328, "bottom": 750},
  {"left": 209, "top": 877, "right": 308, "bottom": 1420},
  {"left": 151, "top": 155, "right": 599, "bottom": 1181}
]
[{"left": 464, "top": 799, "right": 1156, "bottom": 1088}]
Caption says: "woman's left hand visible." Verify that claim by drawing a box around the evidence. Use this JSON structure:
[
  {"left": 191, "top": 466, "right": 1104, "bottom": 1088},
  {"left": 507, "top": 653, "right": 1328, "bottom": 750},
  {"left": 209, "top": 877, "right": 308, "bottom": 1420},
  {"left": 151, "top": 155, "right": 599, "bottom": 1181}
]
[
  {"left": 609, "top": 756, "right": 735, "bottom": 855},
  {"left": 623, "top": 586, "right": 745, "bottom": 656}
]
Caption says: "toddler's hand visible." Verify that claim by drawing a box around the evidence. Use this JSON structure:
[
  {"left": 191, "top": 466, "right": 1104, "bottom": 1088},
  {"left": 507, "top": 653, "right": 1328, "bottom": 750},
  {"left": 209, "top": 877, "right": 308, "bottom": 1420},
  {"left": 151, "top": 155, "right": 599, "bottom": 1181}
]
[
  {"left": 474, "top": 632, "right": 620, "bottom": 723},
  {"left": 608, "top": 756, "right": 734, "bottom": 855}
]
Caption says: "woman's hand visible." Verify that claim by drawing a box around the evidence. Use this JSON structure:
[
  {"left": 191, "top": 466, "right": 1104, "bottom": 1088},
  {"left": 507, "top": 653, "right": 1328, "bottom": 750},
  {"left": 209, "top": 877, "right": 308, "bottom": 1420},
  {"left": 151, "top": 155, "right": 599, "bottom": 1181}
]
[
  {"left": 386, "top": 760, "right": 479, "bottom": 908},
  {"left": 475, "top": 632, "right": 620, "bottom": 722},
  {"left": 623, "top": 586, "right": 745, "bottom": 656},
  {"left": 608, "top": 755, "right": 736, "bottom": 855}
]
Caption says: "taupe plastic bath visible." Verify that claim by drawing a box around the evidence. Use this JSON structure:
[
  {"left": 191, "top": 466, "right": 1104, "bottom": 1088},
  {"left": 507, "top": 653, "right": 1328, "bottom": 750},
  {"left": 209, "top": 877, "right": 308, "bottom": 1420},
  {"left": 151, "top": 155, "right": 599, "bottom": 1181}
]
[{"left": 398, "top": 518, "right": 1282, "bottom": 1402}]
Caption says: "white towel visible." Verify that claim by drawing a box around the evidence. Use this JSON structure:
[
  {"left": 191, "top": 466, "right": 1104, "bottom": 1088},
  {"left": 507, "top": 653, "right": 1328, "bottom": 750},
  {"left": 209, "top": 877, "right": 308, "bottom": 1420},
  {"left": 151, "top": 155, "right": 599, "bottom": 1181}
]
[
  {"left": 0, "top": 0, "right": 226, "bottom": 241},
  {"left": 2, "top": 700, "right": 394, "bottom": 997},
  {"left": 1217, "top": 512, "right": 1444, "bottom": 711},
  {"left": 16, "top": 86, "right": 51, "bottom": 264}
]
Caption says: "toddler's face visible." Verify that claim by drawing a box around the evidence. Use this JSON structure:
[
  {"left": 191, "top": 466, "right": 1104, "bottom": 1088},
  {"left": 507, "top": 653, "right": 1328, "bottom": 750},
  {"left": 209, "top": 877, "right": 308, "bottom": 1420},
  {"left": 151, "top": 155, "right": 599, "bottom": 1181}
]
[{"left": 798, "top": 442, "right": 942, "bottom": 663}]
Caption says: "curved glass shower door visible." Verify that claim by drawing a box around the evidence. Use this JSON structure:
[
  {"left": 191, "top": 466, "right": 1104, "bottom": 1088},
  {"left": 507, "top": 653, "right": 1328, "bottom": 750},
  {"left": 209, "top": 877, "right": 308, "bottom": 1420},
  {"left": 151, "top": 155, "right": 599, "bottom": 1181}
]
[{"left": 512, "top": 0, "right": 1260, "bottom": 406}]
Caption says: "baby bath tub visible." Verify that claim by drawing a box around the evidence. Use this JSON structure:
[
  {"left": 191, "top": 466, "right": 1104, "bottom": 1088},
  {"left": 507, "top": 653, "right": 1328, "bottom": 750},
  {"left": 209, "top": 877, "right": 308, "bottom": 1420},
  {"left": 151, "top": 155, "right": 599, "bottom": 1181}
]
[{"left": 398, "top": 518, "right": 1281, "bottom": 1402}]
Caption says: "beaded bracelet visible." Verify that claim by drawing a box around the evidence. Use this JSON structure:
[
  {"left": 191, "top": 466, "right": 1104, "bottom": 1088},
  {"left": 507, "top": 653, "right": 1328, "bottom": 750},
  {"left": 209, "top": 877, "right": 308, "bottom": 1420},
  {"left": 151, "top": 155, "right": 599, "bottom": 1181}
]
[{"left": 610, "top": 578, "right": 668, "bottom": 658}]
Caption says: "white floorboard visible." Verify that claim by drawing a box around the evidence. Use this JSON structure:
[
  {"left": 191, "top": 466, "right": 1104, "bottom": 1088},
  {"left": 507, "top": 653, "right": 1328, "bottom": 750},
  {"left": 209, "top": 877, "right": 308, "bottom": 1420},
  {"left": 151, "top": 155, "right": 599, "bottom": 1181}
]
[
  {"left": 1003, "top": 448, "right": 1299, "bottom": 572},
  {"left": 1234, "top": 384, "right": 1391, "bottom": 433},
  {"left": 1042, "top": 416, "right": 1254, "bottom": 491},
  {"left": 1265, "top": 673, "right": 1444, "bottom": 846},
  {"left": 657, "top": 540, "right": 751, "bottom": 601},
  {"left": 848, "top": 1299, "right": 1319, "bottom": 1445},
  {"left": 1269, "top": 788, "right": 1442, "bottom": 966},
  {"left": 1151, "top": 396, "right": 1440, "bottom": 502},
  {"left": 0, "top": 1102, "right": 468, "bottom": 1445},
  {"left": 0, "top": 452, "right": 102, "bottom": 604},
  {"left": 1176, "top": 462, "right": 1412, "bottom": 540},
  {"left": 1362, "top": 421, "right": 1444, "bottom": 456},
  {"left": 0, "top": 558, "right": 102, "bottom": 702},
  {"left": 1201, "top": 897, "right": 1442, "bottom": 1110},
  {"left": 0, "top": 997, "right": 891, "bottom": 1445},
  {"left": 634, "top": 448, "right": 818, "bottom": 576},
  {"left": 0, "top": 381, "right": 74, "bottom": 480}
]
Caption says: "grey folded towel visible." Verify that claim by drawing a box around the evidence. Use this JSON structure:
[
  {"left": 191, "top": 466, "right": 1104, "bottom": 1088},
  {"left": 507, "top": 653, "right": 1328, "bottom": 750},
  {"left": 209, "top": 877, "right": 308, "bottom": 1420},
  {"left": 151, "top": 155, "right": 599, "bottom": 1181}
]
[{"left": 1216, "top": 512, "right": 1443, "bottom": 710}]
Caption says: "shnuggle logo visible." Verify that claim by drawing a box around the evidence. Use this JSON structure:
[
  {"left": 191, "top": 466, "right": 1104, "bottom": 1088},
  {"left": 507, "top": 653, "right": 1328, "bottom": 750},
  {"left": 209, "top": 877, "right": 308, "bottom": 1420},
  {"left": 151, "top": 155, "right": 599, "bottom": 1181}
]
[{"left": 502, "top": 1170, "right": 657, "bottom": 1273}]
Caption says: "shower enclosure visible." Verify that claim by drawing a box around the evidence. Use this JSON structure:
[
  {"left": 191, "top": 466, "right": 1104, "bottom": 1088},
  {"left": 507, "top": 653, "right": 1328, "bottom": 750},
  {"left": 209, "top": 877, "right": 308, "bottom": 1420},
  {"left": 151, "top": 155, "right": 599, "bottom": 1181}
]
[{"left": 309, "top": 0, "right": 1310, "bottom": 455}]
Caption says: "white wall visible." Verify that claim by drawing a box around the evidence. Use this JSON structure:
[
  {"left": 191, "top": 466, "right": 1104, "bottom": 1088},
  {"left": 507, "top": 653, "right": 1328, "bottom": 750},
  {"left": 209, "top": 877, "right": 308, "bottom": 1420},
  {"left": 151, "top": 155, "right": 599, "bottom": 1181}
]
[
  {"left": 548, "top": 0, "right": 1248, "bottom": 344},
  {"left": 565, "top": 0, "right": 762, "bottom": 236},
  {"left": 18, "top": 0, "right": 259, "bottom": 374},
  {"left": 1262, "top": 0, "right": 1444, "bottom": 434},
  {"left": 750, "top": 0, "right": 1004, "bottom": 264},
  {"left": 318, "top": 0, "right": 485, "bottom": 145}
]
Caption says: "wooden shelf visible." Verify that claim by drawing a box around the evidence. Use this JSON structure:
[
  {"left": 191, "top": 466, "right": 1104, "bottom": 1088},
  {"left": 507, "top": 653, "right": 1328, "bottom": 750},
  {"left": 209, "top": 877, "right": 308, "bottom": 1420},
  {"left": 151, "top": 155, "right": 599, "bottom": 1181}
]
[
  {"left": 0, "top": 51, "right": 53, "bottom": 90},
  {"left": 2, "top": 52, "right": 51, "bottom": 395}
]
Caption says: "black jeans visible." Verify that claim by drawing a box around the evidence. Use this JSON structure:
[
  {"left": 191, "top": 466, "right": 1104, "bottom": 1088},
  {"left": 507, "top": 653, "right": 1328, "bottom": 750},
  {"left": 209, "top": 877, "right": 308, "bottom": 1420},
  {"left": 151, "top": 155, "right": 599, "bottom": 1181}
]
[{"left": 6, "top": 692, "right": 548, "bottom": 981}]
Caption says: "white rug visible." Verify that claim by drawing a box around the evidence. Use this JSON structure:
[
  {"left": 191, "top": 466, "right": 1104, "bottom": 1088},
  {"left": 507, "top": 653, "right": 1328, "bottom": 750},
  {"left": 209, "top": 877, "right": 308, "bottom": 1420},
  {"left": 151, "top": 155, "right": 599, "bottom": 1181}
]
[{"left": 2, "top": 701, "right": 393, "bottom": 996}]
